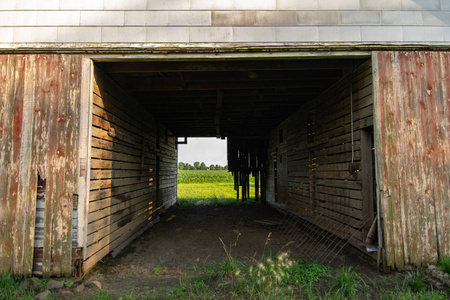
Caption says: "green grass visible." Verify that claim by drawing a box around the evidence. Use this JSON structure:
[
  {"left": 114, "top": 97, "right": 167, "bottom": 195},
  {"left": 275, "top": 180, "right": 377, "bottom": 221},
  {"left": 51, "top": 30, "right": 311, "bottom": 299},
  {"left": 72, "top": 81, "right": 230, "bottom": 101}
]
[
  {"left": 177, "top": 170, "right": 255, "bottom": 184},
  {"left": 287, "top": 258, "right": 332, "bottom": 285},
  {"left": 329, "top": 265, "right": 367, "bottom": 297},
  {"left": 177, "top": 170, "right": 256, "bottom": 206},
  {"left": 178, "top": 170, "right": 235, "bottom": 184},
  {"left": 177, "top": 183, "right": 255, "bottom": 206},
  {"left": 0, "top": 273, "right": 51, "bottom": 300},
  {"left": 3, "top": 261, "right": 449, "bottom": 300},
  {"left": 439, "top": 255, "right": 450, "bottom": 274},
  {"left": 0, "top": 272, "right": 28, "bottom": 300},
  {"left": 405, "top": 268, "right": 427, "bottom": 293},
  {"left": 380, "top": 289, "right": 448, "bottom": 300}
]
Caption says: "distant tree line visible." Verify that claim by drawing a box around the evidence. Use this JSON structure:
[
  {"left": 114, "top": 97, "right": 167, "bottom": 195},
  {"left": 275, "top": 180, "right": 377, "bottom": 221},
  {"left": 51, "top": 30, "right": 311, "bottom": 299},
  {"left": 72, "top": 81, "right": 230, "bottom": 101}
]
[{"left": 178, "top": 162, "right": 228, "bottom": 170}]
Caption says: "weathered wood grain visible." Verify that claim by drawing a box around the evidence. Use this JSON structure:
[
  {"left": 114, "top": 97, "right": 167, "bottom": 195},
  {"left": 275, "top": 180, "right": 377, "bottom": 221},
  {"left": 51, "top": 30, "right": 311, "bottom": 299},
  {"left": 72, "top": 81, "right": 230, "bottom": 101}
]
[
  {"left": 268, "top": 58, "right": 375, "bottom": 257},
  {"left": 374, "top": 51, "right": 450, "bottom": 270},
  {"left": 0, "top": 54, "right": 82, "bottom": 276},
  {"left": 84, "top": 66, "right": 177, "bottom": 274}
]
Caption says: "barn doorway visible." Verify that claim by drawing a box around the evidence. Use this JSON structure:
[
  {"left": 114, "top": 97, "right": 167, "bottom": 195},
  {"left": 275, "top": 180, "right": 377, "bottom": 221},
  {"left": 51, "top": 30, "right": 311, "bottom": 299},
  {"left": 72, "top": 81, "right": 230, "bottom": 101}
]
[
  {"left": 177, "top": 137, "right": 239, "bottom": 206},
  {"left": 85, "top": 52, "right": 378, "bottom": 274}
]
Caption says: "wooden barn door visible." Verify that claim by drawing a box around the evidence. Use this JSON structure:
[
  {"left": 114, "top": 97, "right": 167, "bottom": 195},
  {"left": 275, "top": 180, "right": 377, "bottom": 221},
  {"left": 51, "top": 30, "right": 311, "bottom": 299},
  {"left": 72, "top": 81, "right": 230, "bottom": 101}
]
[
  {"left": 0, "top": 54, "right": 82, "bottom": 276},
  {"left": 374, "top": 51, "right": 450, "bottom": 270}
]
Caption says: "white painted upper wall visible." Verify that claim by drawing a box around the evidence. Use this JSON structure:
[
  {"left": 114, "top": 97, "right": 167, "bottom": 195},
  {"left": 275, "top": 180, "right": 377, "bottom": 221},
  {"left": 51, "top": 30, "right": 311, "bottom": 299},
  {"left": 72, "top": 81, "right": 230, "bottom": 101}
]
[{"left": 1, "top": 0, "right": 450, "bottom": 46}]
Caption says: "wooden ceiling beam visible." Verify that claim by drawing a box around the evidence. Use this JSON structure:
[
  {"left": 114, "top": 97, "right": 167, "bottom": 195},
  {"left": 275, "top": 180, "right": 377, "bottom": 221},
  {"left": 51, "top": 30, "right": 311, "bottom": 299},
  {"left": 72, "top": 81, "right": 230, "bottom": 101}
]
[
  {"left": 180, "top": 69, "right": 343, "bottom": 82},
  {"left": 137, "top": 95, "right": 312, "bottom": 104},
  {"left": 127, "top": 79, "right": 334, "bottom": 91},
  {"left": 132, "top": 88, "right": 322, "bottom": 99},
  {"left": 99, "top": 59, "right": 357, "bottom": 73}
]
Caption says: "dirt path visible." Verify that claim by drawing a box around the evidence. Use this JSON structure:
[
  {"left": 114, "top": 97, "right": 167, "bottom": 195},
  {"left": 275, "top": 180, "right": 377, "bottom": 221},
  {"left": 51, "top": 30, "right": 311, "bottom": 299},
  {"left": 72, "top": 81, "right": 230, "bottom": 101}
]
[{"left": 76, "top": 204, "right": 377, "bottom": 298}]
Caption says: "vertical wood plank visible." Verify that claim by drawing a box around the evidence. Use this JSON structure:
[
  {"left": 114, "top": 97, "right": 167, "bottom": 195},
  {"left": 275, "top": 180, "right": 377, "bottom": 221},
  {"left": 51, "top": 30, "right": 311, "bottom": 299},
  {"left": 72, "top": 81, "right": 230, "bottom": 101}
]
[
  {"left": 61, "top": 55, "right": 82, "bottom": 275},
  {"left": 52, "top": 55, "right": 66, "bottom": 276},
  {"left": 32, "top": 55, "right": 47, "bottom": 274},
  {"left": 422, "top": 52, "right": 442, "bottom": 262},
  {"left": 436, "top": 52, "right": 450, "bottom": 257},
  {"left": 392, "top": 51, "right": 408, "bottom": 268},
  {"left": 0, "top": 55, "right": 7, "bottom": 271},
  {"left": 0, "top": 55, "right": 16, "bottom": 272},
  {"left": 398, "top": 51, "right": 420, "bottom": 265},
  {"left": 360, "top": 128, "right": 374, "bottom": 239},
  {"left": 20, "top": 55, "right": 38, "bottom": 276},
  {"left": 374, "top": 51, "right": 395, "bottom": 268},
  {"left": 42, "top": 55, "right": 56, "bottom": 277},
  {"left": 12, "top": 55, "right": 26, "bottom": 273},
  {"left": 77, "top": 56, "right": 92, "bottom": 255},
  {"left": 375, "top": 51, "right": 449, "bottom": 269}
]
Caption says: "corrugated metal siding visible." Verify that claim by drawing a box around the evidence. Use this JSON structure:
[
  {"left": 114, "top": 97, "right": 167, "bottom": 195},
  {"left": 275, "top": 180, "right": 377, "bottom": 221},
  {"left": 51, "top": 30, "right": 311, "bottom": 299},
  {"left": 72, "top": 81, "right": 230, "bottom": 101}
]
[
  {"left": 374, "top": 51, "right": 450, "bottom": 270},
  {"left": 0, "top": 54, "right": 82, "bottom": 276}
]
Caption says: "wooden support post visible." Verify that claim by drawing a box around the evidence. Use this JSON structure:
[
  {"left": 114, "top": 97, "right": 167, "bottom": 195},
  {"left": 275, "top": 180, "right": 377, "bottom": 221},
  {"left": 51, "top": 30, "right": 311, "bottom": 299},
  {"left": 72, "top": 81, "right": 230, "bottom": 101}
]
[
  {"left": 214, "top": 90, "right": 223, "bottom": 138},
  {"left": 241, "top": 172, "right": 246, "bottom": 202},
  {"left": 247, "top": 173, "right": 250, "bottom": 200},
  {"left": 361, "top": 127, "right": 375, "bottom": 239},
  {"left": 235, "top": 172, "right": 239, "bottom": 200},
  {"left": 255, "top": 171, "right": 259, "bottom": 202}
]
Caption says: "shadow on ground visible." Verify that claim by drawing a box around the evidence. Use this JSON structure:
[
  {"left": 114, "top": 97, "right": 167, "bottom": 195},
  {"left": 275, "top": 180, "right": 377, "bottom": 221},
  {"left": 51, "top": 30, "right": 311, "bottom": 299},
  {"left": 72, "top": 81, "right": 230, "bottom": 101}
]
[{"left": 77, "top": 204, "right": 377, "bottom": 298}]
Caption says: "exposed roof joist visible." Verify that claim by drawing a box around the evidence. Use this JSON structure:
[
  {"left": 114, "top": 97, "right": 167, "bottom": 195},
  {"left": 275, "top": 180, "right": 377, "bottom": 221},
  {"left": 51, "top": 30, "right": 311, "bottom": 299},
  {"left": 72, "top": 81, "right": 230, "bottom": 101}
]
[
  {"left": 100, "top": 59, "right": 357, "bottom": 73},
  {"left": 98, "top": 57, "right": 366, "bottom": 137},
  {"left": 125, "top": 78, "right": 335, "bottom": 91}
]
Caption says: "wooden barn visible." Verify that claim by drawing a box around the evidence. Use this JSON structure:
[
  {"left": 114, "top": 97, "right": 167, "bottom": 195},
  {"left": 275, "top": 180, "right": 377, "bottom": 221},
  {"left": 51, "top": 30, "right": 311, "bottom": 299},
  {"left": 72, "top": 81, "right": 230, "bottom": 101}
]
[{"left": 0, "top": 0, "right": 449, "bottom": 276}]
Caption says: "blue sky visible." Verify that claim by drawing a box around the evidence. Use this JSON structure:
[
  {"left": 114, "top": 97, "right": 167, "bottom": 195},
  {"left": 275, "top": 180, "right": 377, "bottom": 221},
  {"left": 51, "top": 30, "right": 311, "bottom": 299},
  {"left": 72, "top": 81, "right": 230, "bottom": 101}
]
[{"left": 177, "top": 137, "right": 227, "bottom": 166}]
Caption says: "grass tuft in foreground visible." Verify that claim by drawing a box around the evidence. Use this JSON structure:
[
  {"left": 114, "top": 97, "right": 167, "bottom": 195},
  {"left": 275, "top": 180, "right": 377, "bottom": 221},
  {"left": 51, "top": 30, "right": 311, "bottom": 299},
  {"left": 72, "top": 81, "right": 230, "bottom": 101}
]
[
  {"left": 2, "top": 260, "right": 449, "bottom": 299},
  {"left": 405, "top": 268, "right": 428, "bottom": 293},
  {"left": 328, "top": 265, "right": 367, "bottom": 297},
  {"left": 439, "top": 255, "right": 450, "bottom": 274},
  {"left": 0, "top": 273, "right": 52, "bottom": 300},
  {"left": 0, "top": 272, "right": 27, "bottom": 300}
]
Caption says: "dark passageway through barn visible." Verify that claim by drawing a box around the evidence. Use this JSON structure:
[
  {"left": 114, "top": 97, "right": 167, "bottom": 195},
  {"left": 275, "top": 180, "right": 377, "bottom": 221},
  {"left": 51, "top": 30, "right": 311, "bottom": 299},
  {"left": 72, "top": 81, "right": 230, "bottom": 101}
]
[{"left": 83, "top": 53, "right": 379, "bottom": 275}]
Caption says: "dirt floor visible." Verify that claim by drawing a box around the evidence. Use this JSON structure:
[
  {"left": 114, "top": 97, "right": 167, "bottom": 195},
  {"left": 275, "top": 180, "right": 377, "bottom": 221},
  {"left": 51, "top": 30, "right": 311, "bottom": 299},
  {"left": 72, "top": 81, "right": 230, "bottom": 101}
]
[{"left": 74, "top": 203, "right": 379, "bottom": 298}]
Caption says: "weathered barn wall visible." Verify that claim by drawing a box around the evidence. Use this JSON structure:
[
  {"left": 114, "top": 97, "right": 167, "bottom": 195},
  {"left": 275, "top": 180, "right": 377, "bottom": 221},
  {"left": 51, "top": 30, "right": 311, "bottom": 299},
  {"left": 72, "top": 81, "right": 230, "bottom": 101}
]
[
  {"left": 374, "top": 51, "right": 450, "bottom": 270},
  {"left": 1, "top": 0, "right": 449, "bottom": 45},
  {"left": 266, "top": 120, "right": 288, "bottom": 207},
  {"left": 33, "top": 175, "right": 80, "bottom": 276},
  {"left": 268, "top": 59, "right": 375, "bottom": 253},
  {"left": 84, "top": 66, "right": 177, "bottom": 273},
  {"left": 0, "top": 54, "right": 83, "bottom": 276}
]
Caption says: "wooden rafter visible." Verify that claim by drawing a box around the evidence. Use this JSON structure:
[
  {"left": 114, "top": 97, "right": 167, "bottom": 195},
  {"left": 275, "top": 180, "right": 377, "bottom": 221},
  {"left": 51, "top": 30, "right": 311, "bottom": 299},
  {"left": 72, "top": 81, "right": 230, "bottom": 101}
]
[{"left": 99, "top": 58, "right": 363, "bottom": 137}]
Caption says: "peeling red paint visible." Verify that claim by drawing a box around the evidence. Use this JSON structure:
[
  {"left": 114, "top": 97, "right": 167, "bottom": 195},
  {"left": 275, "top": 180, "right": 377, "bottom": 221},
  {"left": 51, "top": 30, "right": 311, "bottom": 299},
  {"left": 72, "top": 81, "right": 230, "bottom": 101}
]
[
  {"left": 56, "top": 146, "right": 65, "bottom": 157},
  {"left": 13, "top": 98, "right": 23, "bottom": 157},
  {"left": 376, "top": 51, "right": 450, "bottom": 270}
]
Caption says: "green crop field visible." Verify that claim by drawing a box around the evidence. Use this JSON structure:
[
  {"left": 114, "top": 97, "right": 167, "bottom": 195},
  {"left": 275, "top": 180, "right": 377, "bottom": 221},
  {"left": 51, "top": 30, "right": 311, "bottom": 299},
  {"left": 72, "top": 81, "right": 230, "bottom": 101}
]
[{"left": 177, "top": 170, "right": 255, "bottom": 206}]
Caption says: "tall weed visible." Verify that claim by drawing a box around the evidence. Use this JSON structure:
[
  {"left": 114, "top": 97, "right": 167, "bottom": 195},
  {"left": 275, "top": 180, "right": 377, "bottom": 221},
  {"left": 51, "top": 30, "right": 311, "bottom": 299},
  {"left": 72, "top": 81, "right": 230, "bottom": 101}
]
[
  {"left": 439, "top": 255, "right": 450, "bottom": 274},
  {"left": 329, "top": 265, "right": 366, "bottom": 297}
]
